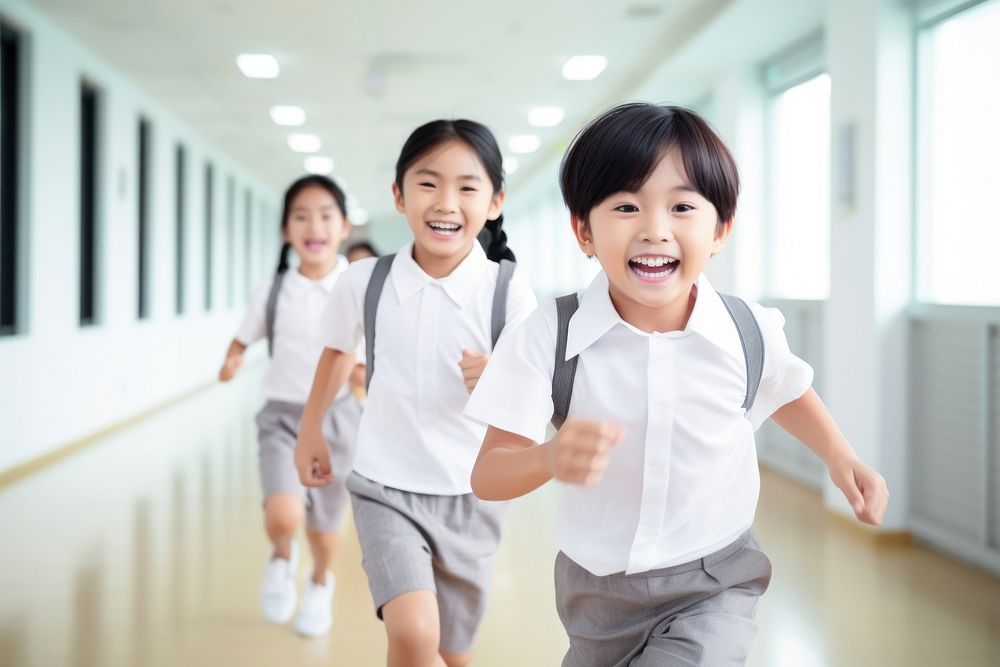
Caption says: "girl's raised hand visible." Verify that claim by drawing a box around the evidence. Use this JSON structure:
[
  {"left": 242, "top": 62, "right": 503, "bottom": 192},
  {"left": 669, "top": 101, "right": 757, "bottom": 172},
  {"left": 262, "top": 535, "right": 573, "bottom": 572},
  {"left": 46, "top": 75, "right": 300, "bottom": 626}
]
[
  {"left": 459, "top": 349, "right": 490, "bottom": 394},
  {"left": 295, "top": 427, "right": 334, "bottom": 487},
  {"left": 545, "top": 418, "right": 626, "bottom": 486}
]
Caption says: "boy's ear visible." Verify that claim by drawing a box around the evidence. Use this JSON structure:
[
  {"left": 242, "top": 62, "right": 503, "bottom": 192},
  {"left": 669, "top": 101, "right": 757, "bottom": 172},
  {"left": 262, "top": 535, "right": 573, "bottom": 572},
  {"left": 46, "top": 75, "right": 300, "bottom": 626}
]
[
  {"left": 487, "top": 190, "right": 506, "bottom": 221},
  {"left": 712, "top": 218, "right": 733, "bottom": 254},
  {"left": 570, "top": 215, "right": 595, "bottom": 257},
  {"left": 391, "top": 182, "right": 406, "bottom": 214}
]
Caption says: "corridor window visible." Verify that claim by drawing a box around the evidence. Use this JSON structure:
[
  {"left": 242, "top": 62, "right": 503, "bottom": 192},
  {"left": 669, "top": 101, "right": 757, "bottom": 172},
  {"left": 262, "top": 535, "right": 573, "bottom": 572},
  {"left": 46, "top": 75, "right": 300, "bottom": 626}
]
[
  {"left": 175, "top": 144, "right": 186, "bottom": 315},
  {"left": 80, "top": 81, "right": 101, "bottom": 326},
  {"left": 244, "top": 189, "right": 252, "bottom": 298},
  {"left": 1, "top": 23, "right": 21, "bottom": 335},
  {"left": 765, "top": 72, "right": 831, "bottom": 300},
  {"left": 260, "top": 201, "right": 269, "bottom": 271},
  {"left": 226, "top": 177, "right": 234, "bottom": 307},
  {"left": 137, "top": 117, "right": 151, "bottom": 320},
  {"left": 916, "top": 0, "right": 1000, "bottom": 305},
  {"left": 204, "top": 162, "right": 214, "bottom": 311}
]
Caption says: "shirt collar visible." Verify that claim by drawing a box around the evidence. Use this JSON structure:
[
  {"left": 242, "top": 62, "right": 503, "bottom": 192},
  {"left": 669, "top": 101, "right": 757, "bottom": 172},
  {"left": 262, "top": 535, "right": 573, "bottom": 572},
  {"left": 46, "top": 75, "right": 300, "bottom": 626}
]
[
  {"left": 564, "top": 272, "right": 621, "bottom": 360},
  {"left": 287, "top": 255, "right": 349, "bottom": 291},
  {"left": 564, "top": 272, "right": 745, "bottom": 362},
  {"left": 684, "top": 275, "right": 747, "bottom": 361},
  {"left": 390, "top": 240, "right": 490, "bottom": 307}
]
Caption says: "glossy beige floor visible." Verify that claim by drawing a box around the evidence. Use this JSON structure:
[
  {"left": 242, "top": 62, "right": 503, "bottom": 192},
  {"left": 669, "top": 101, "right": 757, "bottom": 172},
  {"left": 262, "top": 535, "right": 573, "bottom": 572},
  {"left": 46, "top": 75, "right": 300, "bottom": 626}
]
[{"left": 1, "top": 373, "right": 998, "bottom": 667}]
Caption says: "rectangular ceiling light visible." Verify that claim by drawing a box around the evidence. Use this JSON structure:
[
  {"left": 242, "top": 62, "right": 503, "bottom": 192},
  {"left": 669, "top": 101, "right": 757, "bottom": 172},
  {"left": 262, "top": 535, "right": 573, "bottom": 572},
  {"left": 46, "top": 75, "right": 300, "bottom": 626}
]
[
  {"left": 288, "top": 134, "right": 322, "bottom": 153},
  {"left": 303, "top": 156, "right": 334, "bottom": 174},
  {"left": 508, "top": 135, "right": 541, "bottom": 154},
  {"left": 562, "top": 55, "right": 607, "bottom": 81},
  {"left": 236, "top": 53, "right": 279, "bottom": 79},
  {"left": 270, "top": 105, "right": 305, "bottom": 126},
  {"left": 528, "top": 106, "right": 565, "bottom": 127}
]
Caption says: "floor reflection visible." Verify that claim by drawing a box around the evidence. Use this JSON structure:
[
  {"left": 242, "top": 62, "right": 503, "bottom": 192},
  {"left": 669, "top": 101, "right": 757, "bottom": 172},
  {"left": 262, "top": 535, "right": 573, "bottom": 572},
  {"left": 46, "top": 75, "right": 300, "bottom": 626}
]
[{"left": 0, "top": 369, "right": 997, "bottom": 666}]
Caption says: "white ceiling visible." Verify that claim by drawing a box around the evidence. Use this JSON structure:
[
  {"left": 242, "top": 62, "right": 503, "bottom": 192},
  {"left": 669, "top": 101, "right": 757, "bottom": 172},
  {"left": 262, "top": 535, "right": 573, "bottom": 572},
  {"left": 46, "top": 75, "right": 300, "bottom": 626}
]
[{"left": 30, "top": 0, "right": 744, "bottom": 224}]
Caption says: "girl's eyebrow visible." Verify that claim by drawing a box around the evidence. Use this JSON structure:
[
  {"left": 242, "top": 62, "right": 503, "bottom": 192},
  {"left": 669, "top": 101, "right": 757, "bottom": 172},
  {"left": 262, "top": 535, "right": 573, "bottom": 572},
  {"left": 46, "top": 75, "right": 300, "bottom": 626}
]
[{"left": 415, "top": 168, "right": 481, "bottom": 182}]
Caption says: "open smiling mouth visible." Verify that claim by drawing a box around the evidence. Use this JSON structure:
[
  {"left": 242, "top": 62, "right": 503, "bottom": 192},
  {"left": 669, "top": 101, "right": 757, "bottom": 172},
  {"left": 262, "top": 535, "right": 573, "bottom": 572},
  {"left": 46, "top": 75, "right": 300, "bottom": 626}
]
[
  {"left": 628, "top": 255, "right": 679, "bottom": 283},
  {"left": 427, "top": 221, "right": 463, "bottom": 238},
  {"left": 303, "top": 239, "right": 328, "bottom": 252}
]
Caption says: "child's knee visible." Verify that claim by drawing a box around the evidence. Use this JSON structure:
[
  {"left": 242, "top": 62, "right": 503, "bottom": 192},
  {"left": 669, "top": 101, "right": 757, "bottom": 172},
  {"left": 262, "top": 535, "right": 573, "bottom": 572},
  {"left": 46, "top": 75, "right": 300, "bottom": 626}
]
[
  {"left": 264, "top": 493, "right": 304, "bottom": 533},
  {"left": 386, "top": 615, "right": 440, "bottom": 656}
]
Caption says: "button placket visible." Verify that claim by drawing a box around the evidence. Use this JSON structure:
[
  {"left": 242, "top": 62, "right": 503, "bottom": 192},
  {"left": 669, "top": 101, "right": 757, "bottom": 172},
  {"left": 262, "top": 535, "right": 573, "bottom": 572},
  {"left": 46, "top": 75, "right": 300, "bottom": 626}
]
[{"left": 628, "top": 337, "right": 676, "bottom": 573}]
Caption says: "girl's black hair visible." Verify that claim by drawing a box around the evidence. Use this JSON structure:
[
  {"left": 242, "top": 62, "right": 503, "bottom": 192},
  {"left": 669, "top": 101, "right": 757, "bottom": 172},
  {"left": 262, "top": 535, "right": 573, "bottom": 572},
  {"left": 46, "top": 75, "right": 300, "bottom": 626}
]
[
  {"left": 276, "top": 174, "right": 348, "bottom": 274},
  {"left": 560, "top": 103, "right": 740, "bottom": 227},
  {"left": 395, "top": 119, "right": 515, "bottom": 262},
  {"left": 476, "top": 219, "right": 515, "bottom": 262},
  {"left": 346, "top": 240, "right": 380, "bottom": 259}
]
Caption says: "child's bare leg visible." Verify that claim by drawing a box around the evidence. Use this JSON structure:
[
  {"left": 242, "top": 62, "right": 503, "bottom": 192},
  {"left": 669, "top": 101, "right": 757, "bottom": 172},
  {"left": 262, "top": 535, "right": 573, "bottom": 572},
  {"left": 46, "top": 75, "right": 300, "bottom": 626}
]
[
  {"left": 305, "top": 529, "right": 341, "bottom": 583},
  {"left": 439, "top": 650, "right": 473, "bottom": 667},
  {"left": 382, "top": 590, "right": 447, "bottom": 667},
  {"left": 264, "top": 493, "right": 304, "bottom": 558}
]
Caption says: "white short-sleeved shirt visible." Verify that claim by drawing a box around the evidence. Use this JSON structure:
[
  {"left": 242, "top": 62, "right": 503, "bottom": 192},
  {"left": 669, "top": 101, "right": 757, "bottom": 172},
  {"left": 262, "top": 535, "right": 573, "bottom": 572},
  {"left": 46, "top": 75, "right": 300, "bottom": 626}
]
[
  {"left": 321, "top": 240, "right": 537, "bottom": 495},
  {"left": 465, "top": 271, "right": 813, "bottom": 576},
  {"left": 235, "top": 258, "right": 354, "bottom": 404}
]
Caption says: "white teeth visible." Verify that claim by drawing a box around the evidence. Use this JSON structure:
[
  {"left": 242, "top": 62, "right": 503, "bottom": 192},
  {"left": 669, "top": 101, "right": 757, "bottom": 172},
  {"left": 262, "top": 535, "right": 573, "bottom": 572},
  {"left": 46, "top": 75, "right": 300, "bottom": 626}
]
[
  {"left": 429, "top": 222, "right": 460, "bottom": 231},
  {"left": 631, "top": 256, "right": 676, "bottom": 268}
]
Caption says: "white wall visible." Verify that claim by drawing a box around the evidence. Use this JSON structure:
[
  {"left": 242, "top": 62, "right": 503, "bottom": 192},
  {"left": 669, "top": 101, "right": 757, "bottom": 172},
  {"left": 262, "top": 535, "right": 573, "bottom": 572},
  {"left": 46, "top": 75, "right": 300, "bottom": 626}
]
[
  {"left": 0, "top": 0, "right": 279, "bottom": 474},
  {"left": 823, "top": 0, "right": 913, "bottom": 529}
]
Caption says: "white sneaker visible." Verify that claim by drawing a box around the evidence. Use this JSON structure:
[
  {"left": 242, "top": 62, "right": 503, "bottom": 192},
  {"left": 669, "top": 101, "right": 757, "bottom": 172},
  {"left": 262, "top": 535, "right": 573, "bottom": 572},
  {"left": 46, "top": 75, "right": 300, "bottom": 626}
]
[
  {"left": 295, "top": 571, "right": 335, "bottom": 637},
  {"left": 259, "top": 540, "right": 299, "bottom": 624}
]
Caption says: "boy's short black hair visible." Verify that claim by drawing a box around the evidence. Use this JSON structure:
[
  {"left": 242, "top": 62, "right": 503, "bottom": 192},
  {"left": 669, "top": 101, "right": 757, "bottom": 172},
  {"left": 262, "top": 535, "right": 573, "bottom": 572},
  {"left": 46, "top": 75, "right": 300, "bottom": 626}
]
[{"left": 559, "top": 103, "right": 740, "bottom": 225}]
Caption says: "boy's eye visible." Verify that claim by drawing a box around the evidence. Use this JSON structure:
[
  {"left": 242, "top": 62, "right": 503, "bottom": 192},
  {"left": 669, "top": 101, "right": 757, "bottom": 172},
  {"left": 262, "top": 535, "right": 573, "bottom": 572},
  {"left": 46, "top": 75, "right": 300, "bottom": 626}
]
[
  {"left": 461, "top": 186, "right": 477, "bottom": 192},
  {"left": 673, "top": 203, "right": 695, "bottom": 213},
  {"left": 614, "top": 204, "right": 639, "bottom": 213},
  {"left": 419, "top": 182, "right": 435, "bottom": 188}
]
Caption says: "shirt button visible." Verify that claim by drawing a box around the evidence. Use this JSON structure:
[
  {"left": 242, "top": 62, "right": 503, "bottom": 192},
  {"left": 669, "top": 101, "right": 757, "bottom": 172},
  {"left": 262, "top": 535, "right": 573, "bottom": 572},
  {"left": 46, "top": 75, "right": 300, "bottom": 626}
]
[{"left": 651, "top": 406, "right": 665, "bottom": 418}]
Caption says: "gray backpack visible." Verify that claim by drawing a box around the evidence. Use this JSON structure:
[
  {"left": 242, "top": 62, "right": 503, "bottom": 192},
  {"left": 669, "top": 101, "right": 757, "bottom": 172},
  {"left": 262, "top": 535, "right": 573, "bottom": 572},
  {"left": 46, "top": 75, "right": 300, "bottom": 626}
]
[
  {"left": 550, "top": 292, "right": 765, "bottom": 429},
  {"left": 363, "top": 254, "right": 516, "bottom": 391}
]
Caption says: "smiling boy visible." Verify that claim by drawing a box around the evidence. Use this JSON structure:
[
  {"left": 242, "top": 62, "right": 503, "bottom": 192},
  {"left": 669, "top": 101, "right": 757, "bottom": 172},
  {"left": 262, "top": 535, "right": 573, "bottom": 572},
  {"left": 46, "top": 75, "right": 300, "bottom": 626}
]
[{"left": 465, "top": 103, "right": 888, "bottom": 666}]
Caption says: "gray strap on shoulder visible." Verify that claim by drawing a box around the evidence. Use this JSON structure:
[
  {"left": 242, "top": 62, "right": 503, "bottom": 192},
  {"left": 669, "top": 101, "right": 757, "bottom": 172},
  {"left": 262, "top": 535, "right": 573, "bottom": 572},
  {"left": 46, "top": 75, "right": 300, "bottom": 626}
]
[
  {"left": 363, "top": 254, "right": 395, "bottom": 392},
  {"left": 490, "top": 259, "right": 516, "bottom": 349},
  {"left": 264, "top": 272, "right": 285, "bottom": 357},
  {"left": 717, "top": 292, "right": 764, "bottom": 411},
  {"left": 551, "top": 293, "right": 581, "bottom": 430}
]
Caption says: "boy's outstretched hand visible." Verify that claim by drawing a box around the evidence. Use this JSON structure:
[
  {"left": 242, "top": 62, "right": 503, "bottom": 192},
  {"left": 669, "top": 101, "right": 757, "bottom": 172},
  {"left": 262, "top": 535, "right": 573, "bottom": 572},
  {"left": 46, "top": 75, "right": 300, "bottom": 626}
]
[
  {"left": 545, "top": 419, "right": 626, "bottom": 486},
  {"left": 828, "top": 457, "right": 889, "bottom": 525},
  {"left": 295, "top": 428, "right": 334, "bottom": 487}
]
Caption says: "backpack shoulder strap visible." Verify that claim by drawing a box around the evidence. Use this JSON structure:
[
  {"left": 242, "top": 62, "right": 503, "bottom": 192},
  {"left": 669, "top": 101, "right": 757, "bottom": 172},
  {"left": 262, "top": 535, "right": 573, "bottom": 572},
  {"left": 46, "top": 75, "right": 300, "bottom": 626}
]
[
  {"left": 264, "top": 273, "right": 285, "bottom": 357},
  {"left": 716, "top": 292, "right": 765, "bottom": 411},
  {"left": 363, "top": 254, "right": 395, "bottom": 391},
  {"left": 490, "top": 259, "right": 516, "bottom": 349},
  {"left": 551, "top": 293, "right": 581, "bottom": 430}
]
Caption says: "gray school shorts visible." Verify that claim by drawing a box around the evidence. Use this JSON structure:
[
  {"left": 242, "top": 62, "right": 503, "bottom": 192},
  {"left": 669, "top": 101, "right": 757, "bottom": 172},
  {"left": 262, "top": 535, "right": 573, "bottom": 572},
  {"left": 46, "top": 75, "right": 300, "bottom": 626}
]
[
  {"left": 345, "top": 472, "right": 508, "bottom": 654},
  {"left": 254, "top": 396, "right": 361, "bottom": 533},
  {"left": 555, "top": 530, "right": 772, "bottom": 667}
]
